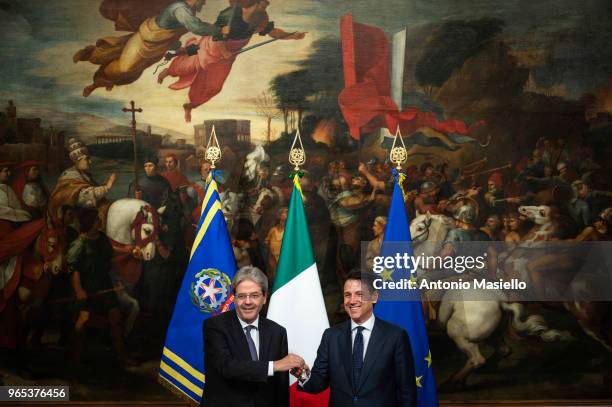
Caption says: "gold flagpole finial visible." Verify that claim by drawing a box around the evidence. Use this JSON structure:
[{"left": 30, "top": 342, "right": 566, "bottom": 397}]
[
  {"left": 289, "top": 128, "right": 306, "bottom": 172},
  {"left": 205, "top": 125, "right": 222, "bottom": 169},
  {"left": 389, "top": 125, "right": 407, "bottom": 170}
]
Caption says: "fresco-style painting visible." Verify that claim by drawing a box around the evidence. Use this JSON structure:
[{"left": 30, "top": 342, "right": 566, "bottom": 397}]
[{"left": 1, "top": 0, "right": 611, "bottom": 403}]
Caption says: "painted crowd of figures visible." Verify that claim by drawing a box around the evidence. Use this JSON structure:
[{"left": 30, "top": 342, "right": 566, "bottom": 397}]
[{"left": 1, "top": 132, "right": 611, "bottom": 390}]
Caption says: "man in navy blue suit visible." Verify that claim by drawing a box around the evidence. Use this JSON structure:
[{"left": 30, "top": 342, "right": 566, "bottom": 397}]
[{"left": 297, "top": 270, "right": 416, "bottom": 407}]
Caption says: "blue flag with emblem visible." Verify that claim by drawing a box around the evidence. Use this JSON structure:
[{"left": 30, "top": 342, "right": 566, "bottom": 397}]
[
  {"left": 159, "top": 176, "right": 237, "bottom": 405},
  {"left": 375, "top": 170, "right": 438, "bottom": 407}
]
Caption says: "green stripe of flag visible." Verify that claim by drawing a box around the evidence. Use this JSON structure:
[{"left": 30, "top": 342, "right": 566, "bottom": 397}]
[{"left": 271, "top": 183, "right": 315, "bottom": 292}]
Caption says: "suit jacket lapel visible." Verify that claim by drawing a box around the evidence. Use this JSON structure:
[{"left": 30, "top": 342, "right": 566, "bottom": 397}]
[
  {"left": 229, "top": 310, "right": 252, "bottom": 361},
  {"left": 357, "top": 318, "right": 387, "bottom": 392},
  {"left": 258, "top": 317, "right": 270, "bottom": 361},
  {"left": 342, "top": 321, "right": 353, "bottom": 390}
]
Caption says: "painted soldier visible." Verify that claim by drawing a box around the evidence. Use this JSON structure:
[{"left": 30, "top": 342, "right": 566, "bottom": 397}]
[
  {"left": 517, "top": 148, "right": 545, "bottom": 194},
  {"left": 328, "top": 174, "right": 374, "bottom": 281},
  {"left": 483, "top": 172, "right": 521, "bottom": 216},
  {"left": 411, "top": 181, "right": 443, "bottom": 215},
  {"left": 67, "top": 209, "right": 132, "bottom": 366},
  {"left": 443, "top": 205, "right": 491, "bottom": 245}
]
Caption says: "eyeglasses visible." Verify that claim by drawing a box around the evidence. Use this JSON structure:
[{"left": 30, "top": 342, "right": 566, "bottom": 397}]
[{"left": 235, "top": 293, "right": 263, "bottom": 301}]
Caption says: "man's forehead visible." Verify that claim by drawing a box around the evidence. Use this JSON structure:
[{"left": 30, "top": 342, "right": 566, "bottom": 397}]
[
  {"left": 344, "top": 279, "right": 363, "bottom": 291},
  {"left": 235, "top": 279, "right": 262, "bottom": 291}
]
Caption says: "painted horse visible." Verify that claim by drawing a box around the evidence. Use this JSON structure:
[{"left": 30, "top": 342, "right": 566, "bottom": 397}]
[
  {"left": 106, "top": 198, "right": 163, "bottom": 336},
  {"left": 515, "top": 206, "right": 612, "bottom": 354},
  {"left": 409, "top": 212, "right": 572, "bottom": 390}
]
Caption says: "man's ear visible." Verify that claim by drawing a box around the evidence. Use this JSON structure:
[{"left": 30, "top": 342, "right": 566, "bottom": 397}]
[{"left": 371, "top": 290, "right": 379, "bottom": 304}]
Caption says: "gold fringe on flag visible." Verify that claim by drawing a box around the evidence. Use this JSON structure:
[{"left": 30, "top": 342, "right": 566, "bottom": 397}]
[{"left": 157, "top": 375, "right": 200, "bottom": 407}]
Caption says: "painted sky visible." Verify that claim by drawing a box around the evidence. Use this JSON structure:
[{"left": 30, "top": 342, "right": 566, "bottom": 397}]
[{"left": 1, "top": 0, "right": 610, "bottom": 141}]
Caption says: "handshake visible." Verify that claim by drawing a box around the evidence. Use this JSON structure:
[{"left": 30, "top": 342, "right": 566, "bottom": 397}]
[{"left": 273, "top": 353, "right": 311, "bottom": 381}]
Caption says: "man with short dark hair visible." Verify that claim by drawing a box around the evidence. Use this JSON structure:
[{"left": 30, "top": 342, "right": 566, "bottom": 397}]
[
  {"left": 161, "top": 154, "right": 190, "bottom": 193},
  {"left": 297, "top": 270, "right": 416, "bottom": 407},
  {"left": 128, "top": 156, "right": 171, "bottom": 209},
  {"left": 201, "top": 266, "right": 303, "bottom": 407}
]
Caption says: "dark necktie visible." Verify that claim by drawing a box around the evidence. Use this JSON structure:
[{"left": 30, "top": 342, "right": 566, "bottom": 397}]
[
  {"left": 245, "top": 325, "right": 258, "bottom": 361},
  {"left": 352, "top": 326, "right": 365, "bottom": 391}
]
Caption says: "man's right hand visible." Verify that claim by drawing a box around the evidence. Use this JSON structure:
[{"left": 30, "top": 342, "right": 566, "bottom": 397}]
[
  {"left": 273, "top": 353, "right": 304, "bottom": 372},
  {"left": 221, "top": 26, "right": 230, "bottom": 36}
]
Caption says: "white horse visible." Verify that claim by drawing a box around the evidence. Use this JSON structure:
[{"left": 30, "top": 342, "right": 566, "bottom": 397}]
[
  {"left": 409, "top": 213, "right": 572, "bottom": 390},
  {"left": 519, "top": 205, "right": 556, "bottom": 241},
  {"left": 410, "top": 212, "right": 454, "bottom": 267},
  {"left": 106, "top": 198, "right": 163, "bottom": 261},
  {"left": 106, "top": 198, "right": 164, "bottom": 335},
  {"left": 249, "top": 187, "right": 276, "bottom": 225}
]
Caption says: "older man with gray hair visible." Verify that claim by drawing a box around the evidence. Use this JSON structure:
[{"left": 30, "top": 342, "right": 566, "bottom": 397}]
[{"left": 201, "top": 266, "right": 304, "bottom": 407}]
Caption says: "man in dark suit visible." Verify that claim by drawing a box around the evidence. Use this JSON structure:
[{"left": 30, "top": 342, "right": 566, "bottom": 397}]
[
  {"left": 297, "top": 270, "right": 416, "bottom": 406},
  {"left": 202, "top": 266, "right": 305, "bottom": 407}
]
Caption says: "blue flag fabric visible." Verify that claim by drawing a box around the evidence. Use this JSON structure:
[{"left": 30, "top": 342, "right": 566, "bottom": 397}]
[
  {"left": 159, "top": 178, "right": 237, "bottom": 404},
  {"left": 375, "top": 177, "right": 439, "bottom": 407}
]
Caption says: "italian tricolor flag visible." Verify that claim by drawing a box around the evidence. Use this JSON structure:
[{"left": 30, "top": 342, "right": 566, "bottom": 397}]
[{"left": 267, "top": 176, "right": 330, "bottom": 407}]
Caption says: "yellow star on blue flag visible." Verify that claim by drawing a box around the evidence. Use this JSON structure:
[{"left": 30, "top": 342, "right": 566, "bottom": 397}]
[
  {"left": 381, "top": 268, "right": 394, "bottom": 282},
  {"left": 425, "top": 350, "right": 432, "bottom": 368}
]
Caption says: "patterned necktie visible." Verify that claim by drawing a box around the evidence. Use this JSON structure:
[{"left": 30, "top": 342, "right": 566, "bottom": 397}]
[
  {"left": 245, "top": 325, "right": 258, "bottom": 361},
  {"left": 352, "top": 326, "right": 365, "bottom": 391}
]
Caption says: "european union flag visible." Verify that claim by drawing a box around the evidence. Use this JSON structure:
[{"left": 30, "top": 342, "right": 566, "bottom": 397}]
[
  {"left": 375, "top": 171, "right": 439, "bottom": 406},
  {"left": 159, "top": 177, "right": 237, "bottom": 405}
]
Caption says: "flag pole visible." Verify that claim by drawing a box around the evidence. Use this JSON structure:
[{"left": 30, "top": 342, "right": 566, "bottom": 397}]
[
  {"left": 390, "top": 126, "right": 408, "bottom": 201},
  {"left": 390, "top": 125, "right": 407, "bottom": 170},
  {"left": 288, "top": 128, "right": 306, "bottom": 188},
  {"left": 204, "top": 125, "right": 222, "bottom": 187},
  {"left": 205, "top": 125, "right": 221, "bottom": 169}
]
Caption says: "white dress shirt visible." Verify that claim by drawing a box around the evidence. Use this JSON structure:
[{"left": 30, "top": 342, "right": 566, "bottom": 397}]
[
  {"left": 237, "top": 315, "right": 275, "bottom": 376},
  {"left": 351, "top": 313, "right": 375, "bottom": 360}
]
